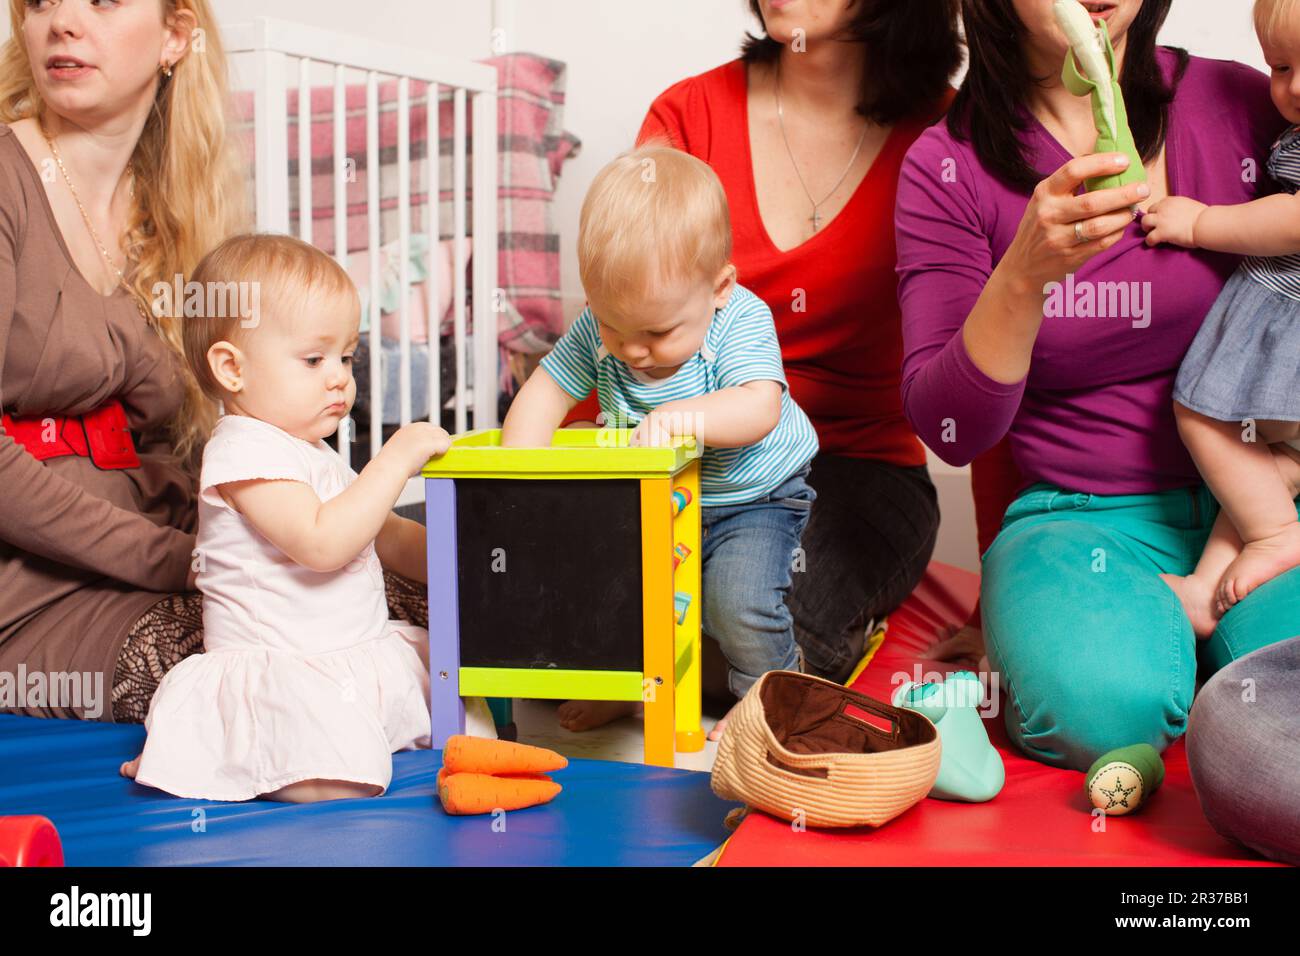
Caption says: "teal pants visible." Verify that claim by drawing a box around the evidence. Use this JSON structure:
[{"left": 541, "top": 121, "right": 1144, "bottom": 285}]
[{"left": 981, "top": 482, "right": 1300, "bottom": 772}]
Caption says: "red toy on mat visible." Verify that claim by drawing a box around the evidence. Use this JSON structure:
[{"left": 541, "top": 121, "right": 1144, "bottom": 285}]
[
  {"left": 0, "top": 815, "right": 64, "bottom": 867},
  {"left": 717, "top": 562, "right": 1285, "bottom": 867}
]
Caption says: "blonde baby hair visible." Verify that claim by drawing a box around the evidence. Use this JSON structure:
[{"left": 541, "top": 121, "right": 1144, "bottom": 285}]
[
  {"left": 578, "top": 142, "right": 732, "bottom": 317},
  {"left": 181, "top": 233, "right": 359, "bottom": 402},
  {"left": 1255, "top": 0, "right": 1300, "bottom": 47}
]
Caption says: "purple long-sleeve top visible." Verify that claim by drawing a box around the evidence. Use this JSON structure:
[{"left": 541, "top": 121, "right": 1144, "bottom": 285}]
[{"left": 896, "top": 50, "right": 1288, "bottom": 495}]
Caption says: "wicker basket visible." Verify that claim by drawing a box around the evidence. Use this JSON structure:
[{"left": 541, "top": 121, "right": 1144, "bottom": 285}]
[{"left": 711, "top": 670, "right": 941, "bottom": 828}]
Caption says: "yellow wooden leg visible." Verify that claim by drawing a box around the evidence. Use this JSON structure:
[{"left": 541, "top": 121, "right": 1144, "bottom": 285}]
[
  {"left": 672, "top": 459, "right": 704, "bottom": 752},
  {"left": 641, "top": 478, "right": 675, "bottom": 767}
]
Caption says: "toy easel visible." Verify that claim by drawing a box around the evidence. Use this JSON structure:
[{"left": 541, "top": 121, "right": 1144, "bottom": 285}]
[{"left": 422, "top": 428, "right": 704, "bottom": 767}]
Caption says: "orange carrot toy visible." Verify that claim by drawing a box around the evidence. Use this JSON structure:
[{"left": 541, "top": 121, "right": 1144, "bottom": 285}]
[
  {"left": 437, "top": 736, "right": 568, "bottom": 815},
  {"left": 438, "top": 772, "right": 562, "bottom": 815},
  {"left": 442, "top": 735, "right": 568, "bottom": 775}
]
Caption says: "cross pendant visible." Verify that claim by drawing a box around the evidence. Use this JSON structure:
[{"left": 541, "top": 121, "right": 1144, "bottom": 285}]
[{"left": 810, "top": 209, "right": 822, "bottom": 231}]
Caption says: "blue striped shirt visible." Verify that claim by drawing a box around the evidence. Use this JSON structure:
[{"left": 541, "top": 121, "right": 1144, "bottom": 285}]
[
  {"left": 540, "top": 284, "right": 819, "bottom": 506},
  {"left": 1242, "top": 124, "right": 1300, "bottom": 300}
]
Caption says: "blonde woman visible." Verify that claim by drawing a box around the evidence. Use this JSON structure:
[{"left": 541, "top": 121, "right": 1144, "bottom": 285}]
[{"left": 0, "top": 0, "right": 429, "bottom": 725}]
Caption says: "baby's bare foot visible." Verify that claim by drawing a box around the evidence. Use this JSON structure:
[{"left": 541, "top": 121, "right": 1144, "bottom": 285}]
[
  {"left": 707, "top": 702, "right": 738, "bottom": 742},
  {"left": 556, "top": 699, "right": 639, "bottom": 732},
  {"left": 1159, "top": 572, "right": 1220, "bottom": 640},
  {"left": 1216, "top": 522, "right": 1300, "bottom": 613},
  {"left": 120, "top": 754, "right": 141, "bottom": 779}
]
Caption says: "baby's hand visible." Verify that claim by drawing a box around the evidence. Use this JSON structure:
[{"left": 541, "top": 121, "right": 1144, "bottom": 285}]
[
  {"left": 384, "top": 421, "right": 453, "bottom": 474},
  {"left": 628, "top": 410, "right": 678, "bottom": 449},
  {"left": 1142, "top": 196, "right": 1207, "bottom": 248}
]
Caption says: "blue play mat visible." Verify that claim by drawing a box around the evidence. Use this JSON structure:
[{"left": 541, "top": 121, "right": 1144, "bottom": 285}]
[{"left": 0, "top": 714, "right": 729, "bottom": 866}]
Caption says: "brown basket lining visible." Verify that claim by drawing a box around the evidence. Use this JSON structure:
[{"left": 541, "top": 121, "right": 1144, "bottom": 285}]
[{"left": 759, "top": 672, "right": 935, "bottom": 756}]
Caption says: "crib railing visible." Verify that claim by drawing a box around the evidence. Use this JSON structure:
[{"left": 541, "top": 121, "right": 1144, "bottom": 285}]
[{"left": 225, "top": 18, "right": 499, "bottom": 507}]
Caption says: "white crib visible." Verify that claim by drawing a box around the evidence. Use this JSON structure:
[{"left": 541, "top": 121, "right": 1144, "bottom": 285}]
[{"left": 225, "top": 18, "right": 500, "bottom": 507}]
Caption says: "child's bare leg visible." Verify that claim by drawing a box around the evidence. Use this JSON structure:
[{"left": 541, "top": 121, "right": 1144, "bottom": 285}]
[
  {"left": 1218, "top": 423, "right": 1300, "bottom": 608},
  {"left": 1274, "top": 435, "right": 1300, "bottom": 499},
  {"left": 122, "top": 756, "right": 380, "bottom": 800},
  {"left": 1161, "top": 404, "right": 1246, "bottom": 636},
  {"left": 556, "top": 699, "right": 640, "bottom": 732},
  {"left": 1160, "top": 508, "right": 1242, "bottom": 639},
  {"left": 262, "top": 779, "right": 383, "bottom": 802},
  {"left": 1179, "top": 408, "right": 1300, "bottom": 610}
]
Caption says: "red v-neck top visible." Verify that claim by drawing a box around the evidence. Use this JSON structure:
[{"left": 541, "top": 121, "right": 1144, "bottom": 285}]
[{"left": 625, "top": 58, "right": 952, "bottom": 465}]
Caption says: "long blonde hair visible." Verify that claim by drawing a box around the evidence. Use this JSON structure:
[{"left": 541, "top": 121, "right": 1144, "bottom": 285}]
[{"left": 0, "top": 0, "right": 249, "bottom": 465}]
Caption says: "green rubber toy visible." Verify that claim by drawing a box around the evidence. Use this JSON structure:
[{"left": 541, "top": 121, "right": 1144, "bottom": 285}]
[
  {"left": 1085, "top": 743, "right": 1165, "bottom": 816},
  {"left": 1059, "top": 13, "right": 1147, "bottom": 193}
]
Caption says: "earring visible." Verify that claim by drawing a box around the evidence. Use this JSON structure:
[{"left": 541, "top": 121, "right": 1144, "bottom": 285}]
[{"left": 160, "top": 62, "right": 172, "bottom": 79}]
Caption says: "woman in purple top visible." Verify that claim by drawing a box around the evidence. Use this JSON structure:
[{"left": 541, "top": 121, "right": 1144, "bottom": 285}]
[{"left": 895, "top": 0, "right": 1298, "bottom": 776}]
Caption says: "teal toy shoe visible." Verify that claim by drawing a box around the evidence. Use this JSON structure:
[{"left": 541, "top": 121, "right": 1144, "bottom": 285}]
[{"left": 892, "top": 671, "right": 1005, "bottom": 803}]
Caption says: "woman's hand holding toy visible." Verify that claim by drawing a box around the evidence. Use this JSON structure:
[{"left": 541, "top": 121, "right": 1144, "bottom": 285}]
[
  {"left": 961, "top": 154, "right": 1148, "bottom": 389},
  {"left": 1002, "top": 154, "right": 1149, "bottom": 290}
]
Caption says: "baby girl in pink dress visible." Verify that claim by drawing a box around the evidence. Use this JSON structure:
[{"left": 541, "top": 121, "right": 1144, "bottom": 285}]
[{"left": 121, "top": 233, "right": 491, "bottom": 803}]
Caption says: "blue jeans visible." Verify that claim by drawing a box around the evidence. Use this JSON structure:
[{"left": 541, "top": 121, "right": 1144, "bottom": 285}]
[{"left": 700, "top": 464, "right": 816, "bottom": 698}]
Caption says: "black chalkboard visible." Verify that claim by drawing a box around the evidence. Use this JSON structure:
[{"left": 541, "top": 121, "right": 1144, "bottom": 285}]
[{"left": 455, "top": 478, "right": 645, "bottom": 671}]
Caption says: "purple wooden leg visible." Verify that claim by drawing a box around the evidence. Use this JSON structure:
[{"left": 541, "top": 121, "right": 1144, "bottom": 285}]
[{"left": 425, "top": 477, "right": 464, "bottom": 747}]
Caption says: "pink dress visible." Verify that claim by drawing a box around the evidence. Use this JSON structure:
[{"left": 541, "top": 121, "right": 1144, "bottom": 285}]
[{"left": 134, "top": 414, "right": 432, "bottom": 800}]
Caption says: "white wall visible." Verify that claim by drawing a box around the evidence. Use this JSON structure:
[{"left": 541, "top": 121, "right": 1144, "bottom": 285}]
[
  {"left": 1166, "top": 0, "right": 1266, "bottom": 71},
  {"left": 2, "top": 0, "right": 1271, "bottom": 571},
  {"left": 212, "top": 0, "right": 492, "bottom": 57}
]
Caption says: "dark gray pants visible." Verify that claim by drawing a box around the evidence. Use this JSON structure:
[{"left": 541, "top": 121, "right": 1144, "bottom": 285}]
[
  {"left": 1187, "top": 635, "right": 1300, "bottom": 865},
  {"left": 789, "top": 453, "right": 940, "bottom": 684}
]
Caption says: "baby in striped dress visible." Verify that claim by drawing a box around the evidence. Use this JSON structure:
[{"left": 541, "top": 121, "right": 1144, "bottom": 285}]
[
  {"left": 502, "top": 144, "right": 819, "bottom": 738},
  {"left": 1141, "top": 0, "right": 1300, "bottom": 637}
]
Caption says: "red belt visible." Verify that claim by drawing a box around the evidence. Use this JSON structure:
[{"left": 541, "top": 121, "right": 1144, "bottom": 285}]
[{"left": 1, "top": 398, "right": 141, "bottom": 470}]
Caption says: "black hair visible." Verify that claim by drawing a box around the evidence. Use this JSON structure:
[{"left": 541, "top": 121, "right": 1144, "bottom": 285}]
[{"left": 949, "top": 0, "right": 1188, "bottom": 189}]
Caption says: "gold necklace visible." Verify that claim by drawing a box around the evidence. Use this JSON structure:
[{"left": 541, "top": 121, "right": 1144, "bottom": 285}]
[{"left": 44, "top": 132, "right": 147, "bottom": 320}]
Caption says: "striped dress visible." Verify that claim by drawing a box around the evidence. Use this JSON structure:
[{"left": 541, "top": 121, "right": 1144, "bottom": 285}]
[
  {"left": 1172, "top": 124, "right": 1300, "bottom": 433},
  {"left": 540, "top": 284, "right": 819, "bottom": 506},
  {"left": 1241, "top": 124, "right": 1300, "bottom": 298}
]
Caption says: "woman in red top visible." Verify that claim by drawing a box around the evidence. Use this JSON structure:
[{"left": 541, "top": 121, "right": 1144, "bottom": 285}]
[{"left": 632, "top": 0, "right": 965, "bottom": 684}]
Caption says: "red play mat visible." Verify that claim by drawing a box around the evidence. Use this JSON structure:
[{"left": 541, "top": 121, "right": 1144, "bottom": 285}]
[{"left": 716, "top": 562, "right": 1284, "bottom": 867}]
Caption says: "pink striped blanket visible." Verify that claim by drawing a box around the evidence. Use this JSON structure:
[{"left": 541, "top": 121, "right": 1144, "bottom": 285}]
[{"left": 231, "top": 53, "right": 581, "bottom": 359}]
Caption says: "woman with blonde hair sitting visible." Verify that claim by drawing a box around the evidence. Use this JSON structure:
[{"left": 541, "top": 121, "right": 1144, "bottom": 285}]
[{"left": 0, "top": 0, "right": 431, "bottom": 724}]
